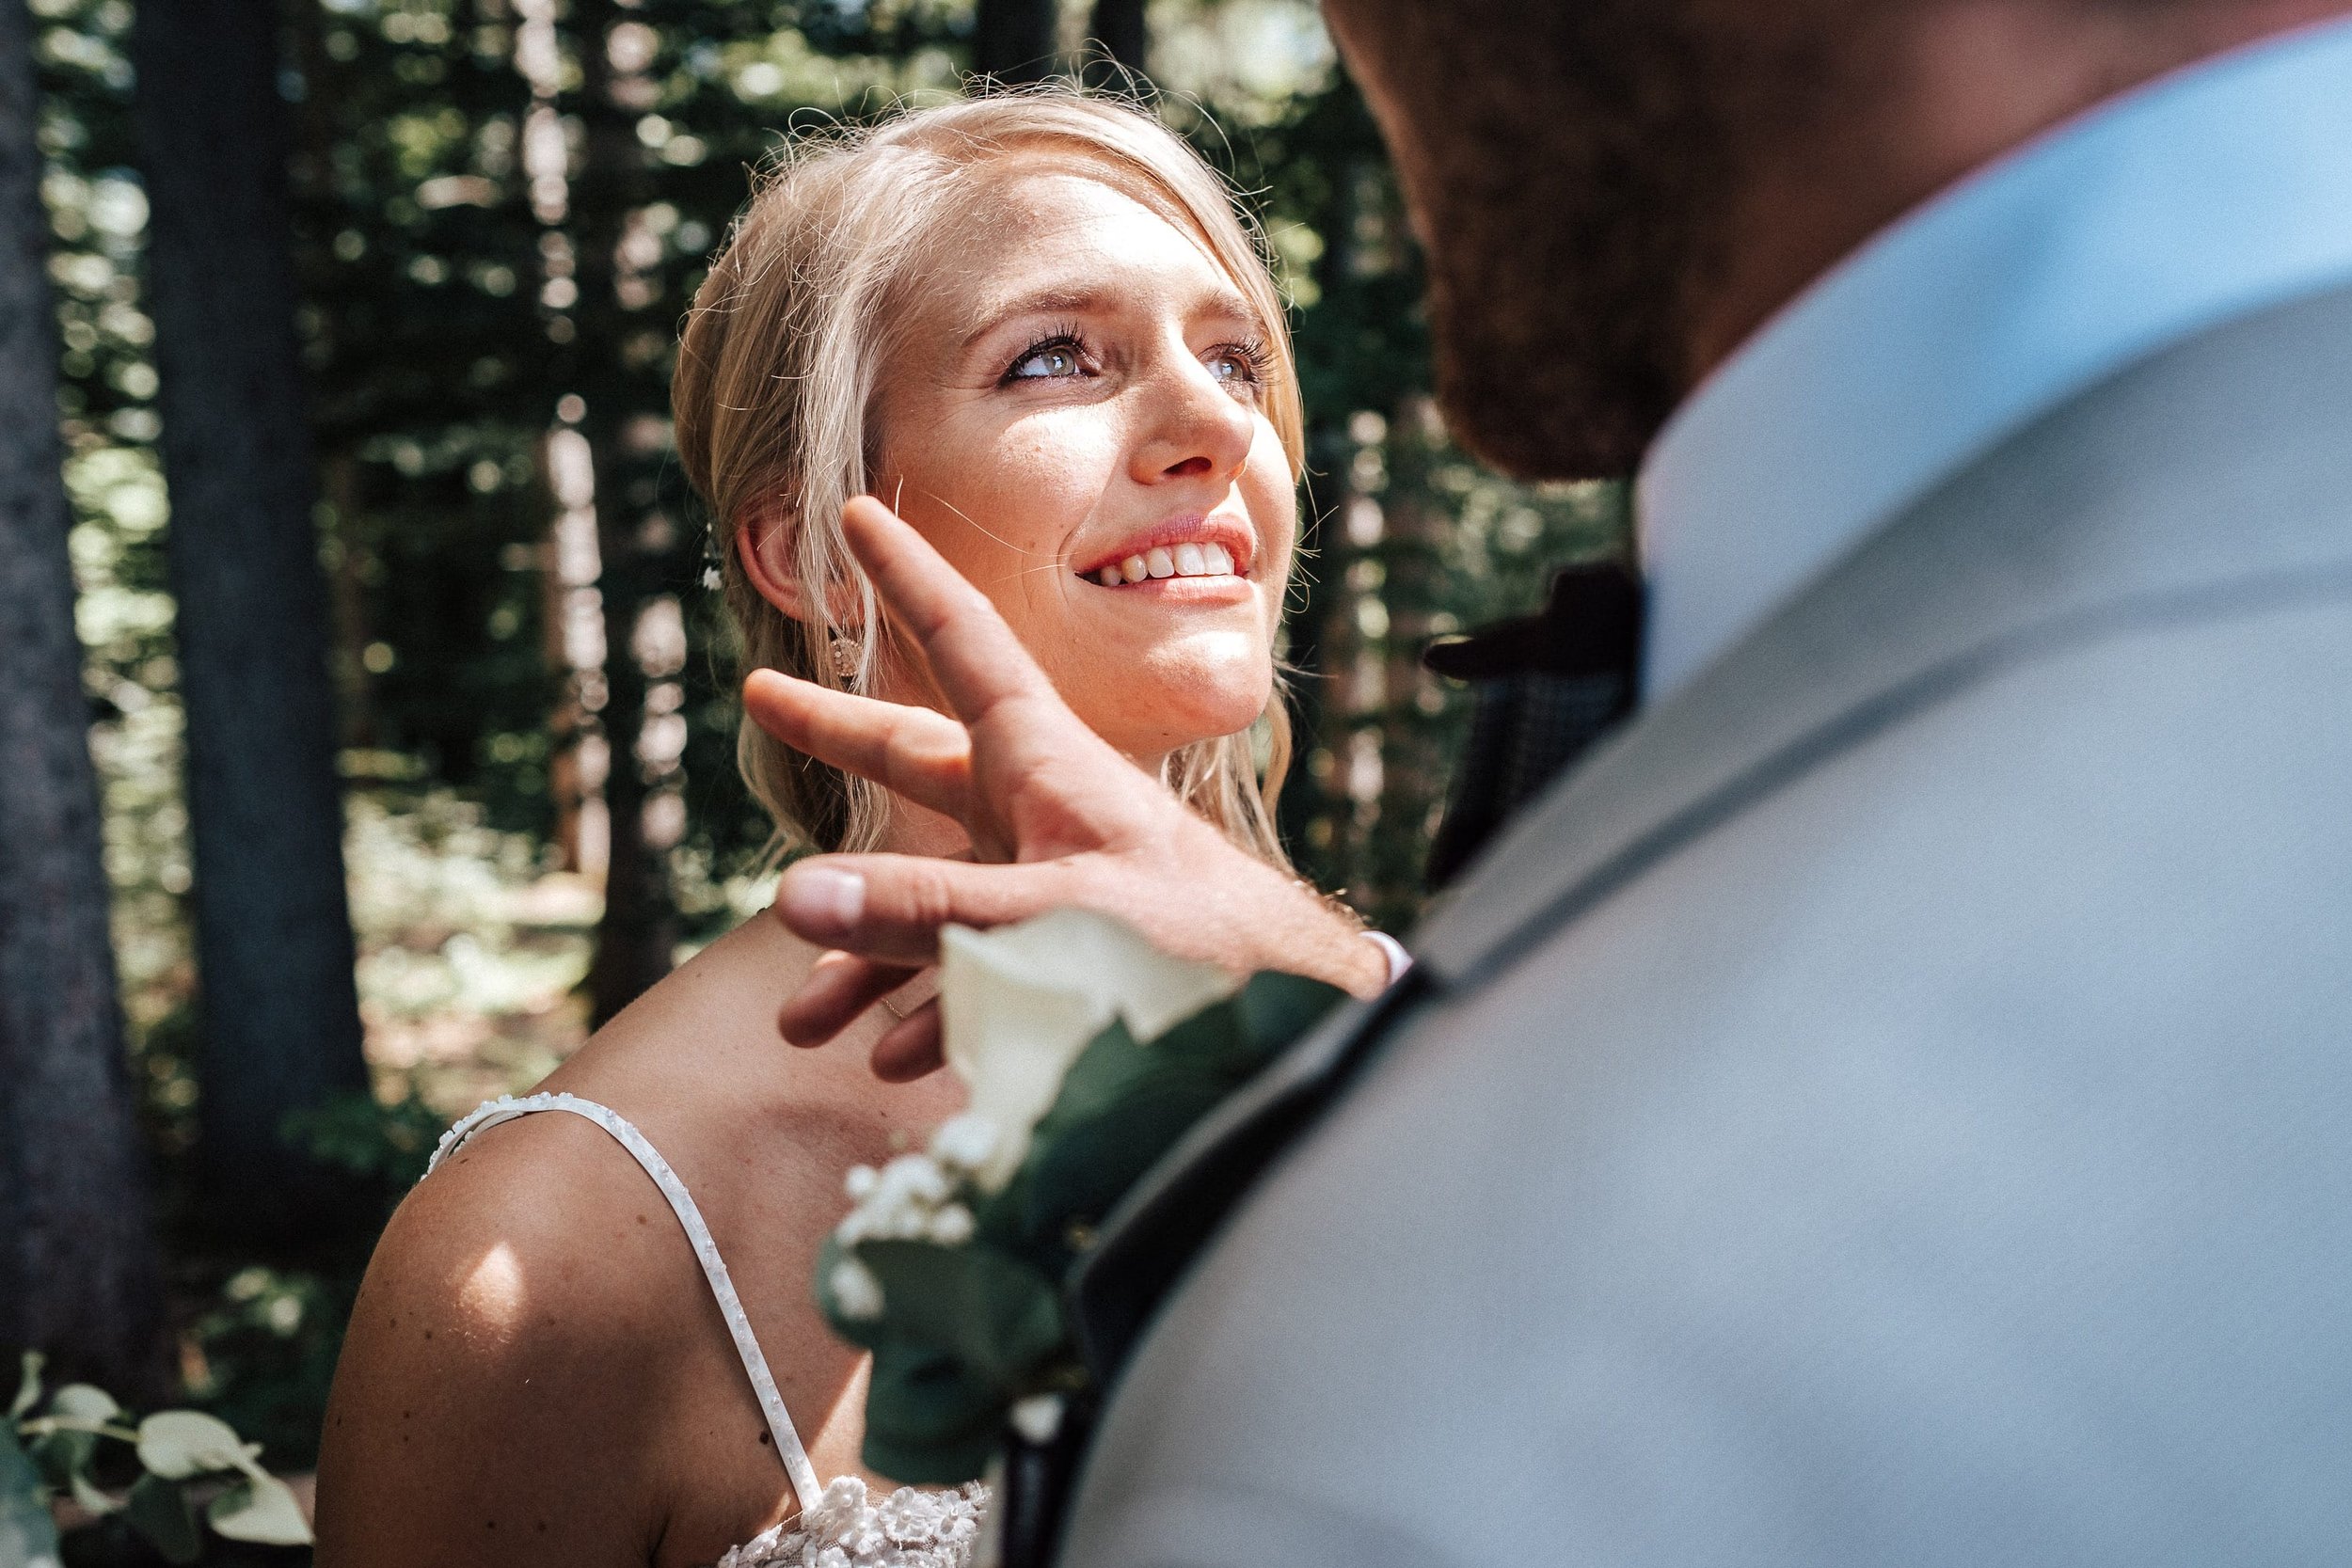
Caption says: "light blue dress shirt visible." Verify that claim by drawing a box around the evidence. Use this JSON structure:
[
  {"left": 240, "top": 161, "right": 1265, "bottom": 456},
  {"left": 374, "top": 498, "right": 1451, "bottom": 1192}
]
[{"left": 1636, "top": 15, "right": 2352, "bottom": 702}]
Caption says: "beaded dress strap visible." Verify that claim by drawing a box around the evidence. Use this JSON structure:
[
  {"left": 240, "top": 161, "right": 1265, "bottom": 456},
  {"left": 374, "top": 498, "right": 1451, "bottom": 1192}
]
[{"left": 428, "top": 1091, "right": 825, "bottom": 1513}]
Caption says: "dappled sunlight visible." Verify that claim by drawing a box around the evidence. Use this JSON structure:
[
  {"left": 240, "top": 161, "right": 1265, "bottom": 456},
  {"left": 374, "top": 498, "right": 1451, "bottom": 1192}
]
[
  {"left": 456, "top": 1241, "right": 531, "bottom": 1339},
  {"left": 345, "top": 790, "right": 598, "bottom": 1114}
]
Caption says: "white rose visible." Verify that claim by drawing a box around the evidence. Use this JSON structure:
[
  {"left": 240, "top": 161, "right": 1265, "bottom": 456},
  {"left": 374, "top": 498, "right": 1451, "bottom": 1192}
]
[{"left": 939, "top": 909, "right": 1236, "bottom": 1191}]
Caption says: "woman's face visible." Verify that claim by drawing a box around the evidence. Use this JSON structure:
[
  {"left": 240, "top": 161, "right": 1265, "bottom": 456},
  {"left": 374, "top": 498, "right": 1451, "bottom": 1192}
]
[{"left": 868, "top": 168, "right": 1296, "bottom": 764}]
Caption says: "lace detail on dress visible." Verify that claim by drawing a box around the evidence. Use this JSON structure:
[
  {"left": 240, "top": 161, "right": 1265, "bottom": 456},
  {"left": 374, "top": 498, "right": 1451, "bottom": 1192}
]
[{"left": 717, "top": 1478, "right": 989, "bottom": 1568}]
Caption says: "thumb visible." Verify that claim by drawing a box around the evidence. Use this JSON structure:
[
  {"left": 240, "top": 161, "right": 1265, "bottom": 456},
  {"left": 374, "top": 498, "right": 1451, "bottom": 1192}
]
[{"left": 774, "top": 852, "right": 1083, "bottom": 963}]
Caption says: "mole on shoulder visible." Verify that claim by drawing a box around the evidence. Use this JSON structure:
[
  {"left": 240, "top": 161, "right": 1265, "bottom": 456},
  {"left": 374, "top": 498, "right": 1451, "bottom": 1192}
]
[{"left": 757, "top": 1431, "right": 771, "bottom": 1447}]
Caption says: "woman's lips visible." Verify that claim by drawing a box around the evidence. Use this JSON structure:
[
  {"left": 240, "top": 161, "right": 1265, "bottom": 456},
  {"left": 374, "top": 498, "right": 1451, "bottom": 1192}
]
[{"left": 1074, "top": 516, "right": 1255, "bottom": 587}]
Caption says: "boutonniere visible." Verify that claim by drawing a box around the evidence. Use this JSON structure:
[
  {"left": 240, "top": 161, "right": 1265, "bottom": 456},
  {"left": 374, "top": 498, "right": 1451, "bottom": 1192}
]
[{"left": 813, "top": 908, "right": 1343, "bottom": 1484}]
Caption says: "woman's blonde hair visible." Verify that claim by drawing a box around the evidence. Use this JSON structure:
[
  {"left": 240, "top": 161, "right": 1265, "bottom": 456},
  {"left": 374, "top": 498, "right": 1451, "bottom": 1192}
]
[{"left": 674, "top": 89, "right": 1305, "bottom": 863}]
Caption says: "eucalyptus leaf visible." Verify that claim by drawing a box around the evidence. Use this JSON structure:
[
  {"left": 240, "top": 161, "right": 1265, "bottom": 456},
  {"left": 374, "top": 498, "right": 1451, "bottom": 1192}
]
[
  {"left": 1032, "top": 1018, "right": 1156, "bottom": 1129},
  {"left": 1230, "top": 971, "right": 1349, "bottom": 1055},
  {"left": 859, "top": 1339, "right": 1007, "bottom": 1486},
  {"left": 69, "top": 1467, "right": 120, "bottom": 1518},
  {"left": 0, "top": 1422, "right": 63, "bottom": 1568},
  {"left": 1015, "top": 1071, "right": 1226, "bottom": 1254},
  {"left": 840, "top": 1241, "right": 1064, "bottom": 1389},
  {"left": 45, "top": 1386, "right": 119, "bottom": 1425},
  {"left": 8, "top": 1354, "right": 40, "bottom": 1421},
  {"left": 123, "top": 1473, "right": 201, "bottom": 1565},
  {"left": 26, "top": 1428, "right": 95, "bottom": 1495},
  {"left": 135, "top": 1410, "right": 246, "bottom": 1481},
  {"left": 207, "top": 1470, "right": 312, "bottom": 1545},
  {"left": 1142, "top": 993, "right": 1264, "bottom": 1081}
]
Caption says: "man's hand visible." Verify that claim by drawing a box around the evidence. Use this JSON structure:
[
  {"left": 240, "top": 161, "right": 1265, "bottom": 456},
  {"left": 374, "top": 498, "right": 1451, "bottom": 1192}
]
[{"left": 743, "top": 496, "right": 1388, "bottom": 1080}]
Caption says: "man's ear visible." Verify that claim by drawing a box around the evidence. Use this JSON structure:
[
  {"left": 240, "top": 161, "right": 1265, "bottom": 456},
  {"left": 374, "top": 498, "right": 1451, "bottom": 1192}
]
[{"left": 736, "top": 497, "right": 814, "bottom": 621}]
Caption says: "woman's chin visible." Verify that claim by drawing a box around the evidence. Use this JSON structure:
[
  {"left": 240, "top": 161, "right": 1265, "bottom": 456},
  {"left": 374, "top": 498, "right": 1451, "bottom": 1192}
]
[
  {"left": 1071, "top": 676, "right": 1271, "bottom": 760},
  {"left": 1050, "top": 629, "right": 1272, "bottom": 753}
]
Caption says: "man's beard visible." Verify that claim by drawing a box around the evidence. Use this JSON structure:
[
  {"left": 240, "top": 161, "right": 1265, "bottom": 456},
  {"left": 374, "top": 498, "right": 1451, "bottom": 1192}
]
[{"left": 1330, "top": 0, "right": 1835, "bottom": 480}]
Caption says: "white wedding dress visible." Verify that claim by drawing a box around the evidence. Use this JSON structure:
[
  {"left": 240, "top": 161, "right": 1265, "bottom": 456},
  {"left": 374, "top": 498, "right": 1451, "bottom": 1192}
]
[{"left": 430, "top": 1094, "right": 992, "bottom": 1568}]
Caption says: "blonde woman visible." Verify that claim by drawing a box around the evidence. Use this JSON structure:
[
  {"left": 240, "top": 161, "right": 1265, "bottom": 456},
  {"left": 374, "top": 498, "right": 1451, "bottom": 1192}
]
[{"left": 313, "top": 91, "right": 1392, "bottom": 1568}]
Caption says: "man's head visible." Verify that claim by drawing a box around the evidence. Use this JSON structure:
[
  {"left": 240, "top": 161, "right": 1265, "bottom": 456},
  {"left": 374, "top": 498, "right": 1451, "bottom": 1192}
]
[{"left": 1320, "top": 0, "right": 2352, "bottom": 480}]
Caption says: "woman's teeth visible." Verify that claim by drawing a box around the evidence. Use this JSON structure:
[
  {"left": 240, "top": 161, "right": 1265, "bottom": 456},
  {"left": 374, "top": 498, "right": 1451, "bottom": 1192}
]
[{"left": 1093, "top": 541, "right": 1239, "bottom": 587}]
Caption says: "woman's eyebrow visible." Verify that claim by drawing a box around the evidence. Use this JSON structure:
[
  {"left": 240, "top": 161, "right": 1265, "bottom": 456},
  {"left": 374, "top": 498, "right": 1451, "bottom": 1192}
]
[
  {"left": 958, "top": 277, "right": 1260, "bottom": 354},
  {"left": 961, "top": 287, "right": 1109, "bottom": 351}
]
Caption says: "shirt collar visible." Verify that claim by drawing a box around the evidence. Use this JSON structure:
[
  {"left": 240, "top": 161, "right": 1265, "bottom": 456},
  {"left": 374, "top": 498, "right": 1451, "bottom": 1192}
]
[{"left": 1635, "top": 15, "right": 2352, "bottom": 702}]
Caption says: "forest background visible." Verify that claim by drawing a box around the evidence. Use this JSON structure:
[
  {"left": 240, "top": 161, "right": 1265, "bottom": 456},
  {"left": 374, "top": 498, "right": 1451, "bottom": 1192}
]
[{"left": 4, "top": 0, "right": 1625, "bottom": 1555}]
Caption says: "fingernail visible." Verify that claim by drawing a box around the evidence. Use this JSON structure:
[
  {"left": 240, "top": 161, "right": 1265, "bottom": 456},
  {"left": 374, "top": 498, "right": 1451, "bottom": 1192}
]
[{"left": 781, "top": 865, "right": 865, "bottom": 934}]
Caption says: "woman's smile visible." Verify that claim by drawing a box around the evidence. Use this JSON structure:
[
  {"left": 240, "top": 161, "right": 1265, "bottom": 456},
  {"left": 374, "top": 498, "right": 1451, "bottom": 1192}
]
[{"left": 1075, "top": 513, "right": 1256, "bottom": 592}]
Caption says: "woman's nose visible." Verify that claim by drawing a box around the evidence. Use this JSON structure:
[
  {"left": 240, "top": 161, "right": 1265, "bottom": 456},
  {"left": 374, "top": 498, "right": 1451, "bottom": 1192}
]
[{"left": 1130, "top": 352, "right": 1256, "bottom": 486}]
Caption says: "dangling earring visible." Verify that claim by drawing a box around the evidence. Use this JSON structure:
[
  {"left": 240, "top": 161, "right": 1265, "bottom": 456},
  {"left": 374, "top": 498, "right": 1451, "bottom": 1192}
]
[
  {"left": 698, "top": 526, "right": 725, "bottom": 593},
  {"left": 829, "top": 632, "right": 859, "bottom": 679}
]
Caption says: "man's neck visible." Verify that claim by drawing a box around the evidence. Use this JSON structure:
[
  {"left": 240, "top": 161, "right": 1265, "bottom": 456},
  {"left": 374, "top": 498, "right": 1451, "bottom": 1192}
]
[{"left": 1680, "top": 0, "right": 2352, "bottom": 385}]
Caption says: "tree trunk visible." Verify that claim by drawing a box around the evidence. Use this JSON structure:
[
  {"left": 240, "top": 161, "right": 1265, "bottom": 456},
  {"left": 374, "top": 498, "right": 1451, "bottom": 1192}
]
[
  {"left": 0, "top": 0, "right": 164, "bottom": 1389},
  {"left": 571, "top": 0, "right": 676, "bottom": 1025},
  {"left": 974, "top": 0, "right": 1059, "bottom": 85},
  {"left": 131, "top": 0, "right": 369, "bottom": 1236},
  {"left": 1085, "top": 0, "right": 1148, "bottom": 86}
]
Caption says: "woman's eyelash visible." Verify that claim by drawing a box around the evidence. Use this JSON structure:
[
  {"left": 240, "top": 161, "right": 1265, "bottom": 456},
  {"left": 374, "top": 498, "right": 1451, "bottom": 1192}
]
[
  {"left": 1001, "top": 326, "right": 1090, "bottom": 385},
  {"left": 1214, "top": 338, "right": 1275, "bottom": 381},
  {"left": 997, "top": 330, "right": 1274, "bottom": 386}
]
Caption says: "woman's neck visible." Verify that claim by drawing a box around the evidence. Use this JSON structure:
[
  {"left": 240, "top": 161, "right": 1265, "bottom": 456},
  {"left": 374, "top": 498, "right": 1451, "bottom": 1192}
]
[{"left": 874, "top": 796, "right": 973, "bottom": 859}]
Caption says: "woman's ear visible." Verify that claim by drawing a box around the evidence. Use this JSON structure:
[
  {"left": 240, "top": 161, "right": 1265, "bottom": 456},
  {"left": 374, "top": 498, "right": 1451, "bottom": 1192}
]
[{"left": 736, "top": 498, "right": 813, "bottom": 621}]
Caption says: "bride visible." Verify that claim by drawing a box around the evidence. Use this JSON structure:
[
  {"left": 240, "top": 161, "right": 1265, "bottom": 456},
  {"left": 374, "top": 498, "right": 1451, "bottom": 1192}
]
[{"left": 312, "top": 90, "right": 1393, "bottom": 1567}]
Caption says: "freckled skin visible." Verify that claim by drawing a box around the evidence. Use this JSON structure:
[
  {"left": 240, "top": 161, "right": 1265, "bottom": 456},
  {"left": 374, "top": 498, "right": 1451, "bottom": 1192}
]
[
  {"left": 866, "top": 172, "right": 1298, "bottom": 763},
  {"left": 315, "top": 167, "right": 1295, "bottom": 1568}
]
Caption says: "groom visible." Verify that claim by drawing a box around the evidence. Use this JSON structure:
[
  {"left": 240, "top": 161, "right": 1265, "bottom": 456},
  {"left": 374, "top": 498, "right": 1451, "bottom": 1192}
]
[{"left": 760, "top": 0, "right": 2352, "bottom": 1560}]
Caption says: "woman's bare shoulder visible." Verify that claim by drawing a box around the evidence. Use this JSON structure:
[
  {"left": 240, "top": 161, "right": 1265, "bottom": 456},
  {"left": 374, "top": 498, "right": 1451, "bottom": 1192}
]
[{"left": 314, "top": 1114, "right": 691, "bottom": 1566}]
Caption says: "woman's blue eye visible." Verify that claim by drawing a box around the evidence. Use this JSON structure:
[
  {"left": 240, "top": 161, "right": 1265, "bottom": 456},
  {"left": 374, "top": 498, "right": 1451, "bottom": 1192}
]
[
  {"left": 1011, "top": 345, "right": 1083, "bottom": 379},
  {"left": 1207, "top": 347, "right": 1263, "bottom": 387}
]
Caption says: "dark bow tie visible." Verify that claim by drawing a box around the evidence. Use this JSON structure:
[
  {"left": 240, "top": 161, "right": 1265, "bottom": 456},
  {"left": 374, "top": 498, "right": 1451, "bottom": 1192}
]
[{"left": 1424, "top": 561, "right": 1645, "bottom": 886}]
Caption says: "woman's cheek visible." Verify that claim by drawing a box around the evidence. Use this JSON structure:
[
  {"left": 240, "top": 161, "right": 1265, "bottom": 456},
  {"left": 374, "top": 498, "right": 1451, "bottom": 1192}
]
[{"left": 1000, "top": 411, "right": 1122, "bottom": 510}]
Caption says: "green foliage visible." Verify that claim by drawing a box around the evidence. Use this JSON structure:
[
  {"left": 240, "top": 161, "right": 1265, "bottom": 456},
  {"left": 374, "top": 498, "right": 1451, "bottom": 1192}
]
[
  {"left": 7, "top": 1353, "right": 310, "bottom": 1563},
  {"left": 177, "top": 1265, "right": 361, "bottom": 1477},
  {"left": 818, "top": 971, "right": 1345, "bottom": 1483},
  {"left": 283, "top": 1088, "right": 447, "bottom": 1190},
  {"left": 1, "top": 1399, "right": 62, "bottom": 1568}
]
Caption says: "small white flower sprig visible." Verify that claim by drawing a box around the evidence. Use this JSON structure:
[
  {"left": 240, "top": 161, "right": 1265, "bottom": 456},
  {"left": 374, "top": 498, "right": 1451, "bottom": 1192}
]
[
  {"left": 826, "top": 910, "right": 1237, "bottom": 1325},
  {"left": 814, "top": 908, "right": 1347, "bottom": 1487},
  {"left": 4, "top": 1350, "right": 312, "bottom": 1564}
]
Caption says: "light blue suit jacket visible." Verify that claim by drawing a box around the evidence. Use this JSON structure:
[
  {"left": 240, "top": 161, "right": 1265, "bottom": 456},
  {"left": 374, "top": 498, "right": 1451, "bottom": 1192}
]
[{"left": 1064, "top": 259, "right": 2352, "bottom": 1568}]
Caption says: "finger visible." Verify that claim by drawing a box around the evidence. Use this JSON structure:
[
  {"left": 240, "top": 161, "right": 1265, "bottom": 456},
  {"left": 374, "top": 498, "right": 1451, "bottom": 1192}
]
[
  {"left": 841, "top": 497, "right": 1078, "bottom": 732},
  {"left": 774, "top": 851, "right": 1080, "bottom": 962},
  {"left": 777, "top": 950, "right": 921, "bottom": 1048},
  {"left": 870, "top": 999, "right": 946, "bottom": 1083},
  {"left": 742, "top": 669, "right": 973, "bottom": 819}
]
